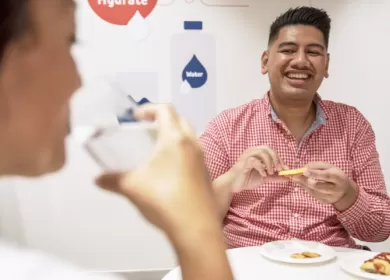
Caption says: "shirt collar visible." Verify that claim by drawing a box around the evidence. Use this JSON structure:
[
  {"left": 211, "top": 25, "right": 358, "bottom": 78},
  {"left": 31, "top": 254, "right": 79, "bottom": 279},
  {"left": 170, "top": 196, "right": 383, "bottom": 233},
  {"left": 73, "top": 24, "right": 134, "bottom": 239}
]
[{"left": 264, "top": 91, "right": 328, "bottom": 125}]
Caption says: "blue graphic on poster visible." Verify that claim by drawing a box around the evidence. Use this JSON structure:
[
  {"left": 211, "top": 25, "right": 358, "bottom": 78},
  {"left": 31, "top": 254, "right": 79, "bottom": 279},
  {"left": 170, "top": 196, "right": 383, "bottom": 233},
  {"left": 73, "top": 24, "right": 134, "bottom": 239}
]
[
  {"left": 182, "top": 55, "right": 208, "bottom": 88},
  {"left": 117, "top": 97, "right": 151, "bottom": 123},
  {"left": 112, "top": 72, "right": 158, "bottom": 124}
]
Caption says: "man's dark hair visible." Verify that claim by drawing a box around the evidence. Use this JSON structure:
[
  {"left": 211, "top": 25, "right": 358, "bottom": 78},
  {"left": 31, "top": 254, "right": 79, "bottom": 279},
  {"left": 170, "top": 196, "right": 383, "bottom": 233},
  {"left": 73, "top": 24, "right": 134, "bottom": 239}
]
[
  {"left": 268, "top": 6, "right": 331, "bottom": 48},
  {"left": 0, "top": 0, "right": 29, "bottom": 64}
]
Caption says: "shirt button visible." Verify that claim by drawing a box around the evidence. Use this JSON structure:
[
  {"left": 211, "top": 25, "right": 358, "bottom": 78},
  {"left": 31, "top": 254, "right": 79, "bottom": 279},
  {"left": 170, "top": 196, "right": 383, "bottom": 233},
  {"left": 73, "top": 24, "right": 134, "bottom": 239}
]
[
  {"left": 294, "top": 187, "right": 299, "bottom": 192},
  {"left": 293, "top": 213, "right": 300, "bottom": 218},
  {"left": 341, "top": 217, "right": 347, "bottom": 222},
  {"left": 295, "top": 158, "right": 300, "bottom": 163}
]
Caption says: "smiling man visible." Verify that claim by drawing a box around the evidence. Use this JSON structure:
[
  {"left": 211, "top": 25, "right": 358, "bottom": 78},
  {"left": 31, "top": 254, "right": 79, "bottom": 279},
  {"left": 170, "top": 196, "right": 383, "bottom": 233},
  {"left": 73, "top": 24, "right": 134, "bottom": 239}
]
[{"left": 199, "top": 6, "right": 390, "bottom": 249}]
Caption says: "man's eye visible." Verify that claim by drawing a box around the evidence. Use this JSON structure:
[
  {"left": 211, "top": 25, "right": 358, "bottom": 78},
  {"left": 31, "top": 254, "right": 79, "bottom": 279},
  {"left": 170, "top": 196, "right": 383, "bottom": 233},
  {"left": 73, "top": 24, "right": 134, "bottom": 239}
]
[{"left": 308, "top": 51, "right": 321, "bottom": 56}]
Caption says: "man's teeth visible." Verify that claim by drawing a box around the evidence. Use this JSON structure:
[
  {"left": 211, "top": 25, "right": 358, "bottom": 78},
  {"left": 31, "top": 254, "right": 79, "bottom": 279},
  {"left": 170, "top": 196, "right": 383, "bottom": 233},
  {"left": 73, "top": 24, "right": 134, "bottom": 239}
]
[{"left": 287, "top": 73, "right": 309, "bottom": 79}]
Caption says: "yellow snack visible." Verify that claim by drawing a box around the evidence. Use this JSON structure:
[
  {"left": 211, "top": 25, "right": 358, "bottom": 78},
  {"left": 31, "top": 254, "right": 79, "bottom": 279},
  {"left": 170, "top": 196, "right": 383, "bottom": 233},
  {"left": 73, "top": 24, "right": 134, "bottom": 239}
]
[
  {"left": 290, "top": 253, "right": 306, "bottom": 259},
  {"left": 302, "top": 252, "right": 321, "bottom": 258},
  {"left": 278, "top": 168, "right": 307, "bottom": 176},
  {"left": 290, "top": 252, "right": 321, "bottom": 259}
]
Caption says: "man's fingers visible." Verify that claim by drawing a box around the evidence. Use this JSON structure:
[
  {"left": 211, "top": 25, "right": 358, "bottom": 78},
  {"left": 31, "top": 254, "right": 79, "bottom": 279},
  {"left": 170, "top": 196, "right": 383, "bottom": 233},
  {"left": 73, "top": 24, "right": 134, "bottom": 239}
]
[
  {"left": 293, "top": 175, "right": 310, "bottom": 187},
  {"left": 248, "top": 147, "right": 281, "bottom": 174},
  {"left": 258, "top": 150, "right": 275, "bottom": 175},
  {"left": 304, "top": 168, "right": 344, "bottom": 184},
  {"left": 292, "top": 175, "right": 335, "bottom": 194},
  {"left": 264, "top": 147, "right": 283, "bottom": 171},
  {"left": 292, "top": 176, "right": 319, "bottom": 189},
  {"left": 304, "top": 169, "right": 332, "bottom": 182},
  {"left": 247, "top": 157, "right": 267, "bottom": 177}
]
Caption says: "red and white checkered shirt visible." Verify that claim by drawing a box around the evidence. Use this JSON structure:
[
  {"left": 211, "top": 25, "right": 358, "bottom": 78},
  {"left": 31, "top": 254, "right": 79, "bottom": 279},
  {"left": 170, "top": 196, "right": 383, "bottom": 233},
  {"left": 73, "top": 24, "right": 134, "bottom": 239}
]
[{"left": 199, "top": 93, "right": 390, "bottom": 249}]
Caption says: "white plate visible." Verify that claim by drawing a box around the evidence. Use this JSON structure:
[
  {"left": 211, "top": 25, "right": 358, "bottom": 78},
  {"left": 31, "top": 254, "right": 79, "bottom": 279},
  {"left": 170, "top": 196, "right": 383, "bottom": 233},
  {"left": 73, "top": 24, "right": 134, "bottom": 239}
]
[
  {"left": 340, "top": 253, "right": 390, "bottom": 279},
  {"left": 259, "top": 240, "right": 336, "bottom": 264}
]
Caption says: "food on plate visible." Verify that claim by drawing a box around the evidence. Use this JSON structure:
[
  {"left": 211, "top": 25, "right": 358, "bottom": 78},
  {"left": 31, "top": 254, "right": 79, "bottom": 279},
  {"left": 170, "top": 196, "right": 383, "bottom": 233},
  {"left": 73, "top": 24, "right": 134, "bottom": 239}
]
[
  {"left": 290, "top": 252, "right": 321, "bottom": 259},
  {"left": 291, "top": 253, "right": 306, "bottom": 259},
  {"left": 302, "top": 252, "right": 321, "bottom": 258},
  {"left": 360, "top": 252, "right": 390, "bottom": 275},
  {"left": 278, "top": 168, "right": 307, "bottom": 176}
]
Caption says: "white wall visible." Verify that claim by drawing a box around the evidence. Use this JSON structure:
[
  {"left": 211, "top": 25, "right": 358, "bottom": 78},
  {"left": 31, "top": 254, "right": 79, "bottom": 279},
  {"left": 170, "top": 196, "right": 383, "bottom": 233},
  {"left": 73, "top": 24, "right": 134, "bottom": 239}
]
[{"left": 1, "top": 0, "right": 390, "bottom": 271}]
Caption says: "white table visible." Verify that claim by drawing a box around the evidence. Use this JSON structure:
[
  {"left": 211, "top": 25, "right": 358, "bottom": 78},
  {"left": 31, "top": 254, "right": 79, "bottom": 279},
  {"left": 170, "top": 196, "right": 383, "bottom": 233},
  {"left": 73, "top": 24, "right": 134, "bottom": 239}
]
[{"left": 161, "top": 246, "right": 374, "bottom": 280}]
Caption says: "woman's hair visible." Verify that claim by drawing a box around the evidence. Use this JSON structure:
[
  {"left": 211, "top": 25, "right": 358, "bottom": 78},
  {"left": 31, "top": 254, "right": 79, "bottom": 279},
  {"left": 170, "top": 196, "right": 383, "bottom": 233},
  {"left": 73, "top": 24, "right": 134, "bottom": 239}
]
[{"left": 0, "top": 0, "right": 29, "bottom": 63}]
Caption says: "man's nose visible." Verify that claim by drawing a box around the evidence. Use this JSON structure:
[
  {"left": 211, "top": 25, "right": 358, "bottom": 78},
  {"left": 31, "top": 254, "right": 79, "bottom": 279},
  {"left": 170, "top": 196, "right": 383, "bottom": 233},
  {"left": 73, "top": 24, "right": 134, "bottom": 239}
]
[{"left": 291, "top": 50, "right": 310, "bottom": 68}]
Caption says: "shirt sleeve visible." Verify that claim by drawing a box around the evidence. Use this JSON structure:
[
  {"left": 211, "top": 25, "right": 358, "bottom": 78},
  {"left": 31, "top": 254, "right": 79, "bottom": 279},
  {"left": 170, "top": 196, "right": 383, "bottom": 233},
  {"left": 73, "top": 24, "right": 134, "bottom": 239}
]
[
  {"left": 198, "top": 113, "right": 231, "bottom": 181},
  {"left": 336, "top": 111, "right": 390, "bottom": 242}
]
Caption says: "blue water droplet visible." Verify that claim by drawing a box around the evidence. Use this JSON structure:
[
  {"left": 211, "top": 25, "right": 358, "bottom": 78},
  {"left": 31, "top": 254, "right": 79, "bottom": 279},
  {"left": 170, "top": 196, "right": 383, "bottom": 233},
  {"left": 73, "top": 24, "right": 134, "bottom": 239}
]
[{"left": 182, "top": 55, "right": 208, "bottom": 88}]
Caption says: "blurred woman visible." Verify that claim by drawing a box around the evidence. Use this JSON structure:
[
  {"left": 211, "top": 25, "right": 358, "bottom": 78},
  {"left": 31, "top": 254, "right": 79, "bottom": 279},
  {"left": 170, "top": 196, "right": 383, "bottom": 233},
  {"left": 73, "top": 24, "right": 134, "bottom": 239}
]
[{"left": 0, "top": 0, "right": 233, "bottom": 279}]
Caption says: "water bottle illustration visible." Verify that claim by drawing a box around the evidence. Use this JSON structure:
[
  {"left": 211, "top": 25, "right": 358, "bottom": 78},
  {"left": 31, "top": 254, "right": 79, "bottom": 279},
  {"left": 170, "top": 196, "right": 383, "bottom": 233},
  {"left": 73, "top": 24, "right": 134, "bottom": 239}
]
[{"left": 171, "top": 21, "right": 216, "bottom": 134}]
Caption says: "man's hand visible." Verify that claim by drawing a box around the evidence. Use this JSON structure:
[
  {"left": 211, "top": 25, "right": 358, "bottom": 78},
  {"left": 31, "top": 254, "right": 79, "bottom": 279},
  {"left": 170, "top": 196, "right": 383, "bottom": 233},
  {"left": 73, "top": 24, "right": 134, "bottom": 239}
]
[
  {"left": 292, "top": 162, "right": 358, "bottom": 211},
  {"left": 228, "top": 146, "right": 289, "bottom": 193}
]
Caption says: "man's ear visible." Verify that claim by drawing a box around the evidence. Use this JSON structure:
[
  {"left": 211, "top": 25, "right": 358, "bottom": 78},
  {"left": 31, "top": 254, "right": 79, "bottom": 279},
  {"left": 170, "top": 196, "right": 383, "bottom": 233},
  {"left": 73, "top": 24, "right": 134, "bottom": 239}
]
[
  {"left": 261, "top": 50, "right": 269, "bottom": 75},
  {"left": 325, "top": 53, "right": 330, "bottom": 78}
]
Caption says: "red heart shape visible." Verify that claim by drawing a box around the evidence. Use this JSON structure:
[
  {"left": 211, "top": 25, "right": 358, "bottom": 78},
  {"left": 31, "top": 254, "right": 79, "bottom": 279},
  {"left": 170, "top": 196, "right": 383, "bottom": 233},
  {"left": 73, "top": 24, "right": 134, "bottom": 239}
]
[
  {"left": 88, "top": 0, "right": 158, "bottom": 26},
  {"left": 137, "top": 0, "right": 158, "bottom": 18}
]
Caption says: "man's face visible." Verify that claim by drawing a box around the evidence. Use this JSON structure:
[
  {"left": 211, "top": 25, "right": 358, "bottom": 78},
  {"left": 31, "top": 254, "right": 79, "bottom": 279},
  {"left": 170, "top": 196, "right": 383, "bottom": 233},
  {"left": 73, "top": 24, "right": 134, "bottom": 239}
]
[
  {"left": 0, "top": 0, "right": 81, "bottom": 176},
  {"left": 261, "top": 25, "right": 329, "bottom": 100}
]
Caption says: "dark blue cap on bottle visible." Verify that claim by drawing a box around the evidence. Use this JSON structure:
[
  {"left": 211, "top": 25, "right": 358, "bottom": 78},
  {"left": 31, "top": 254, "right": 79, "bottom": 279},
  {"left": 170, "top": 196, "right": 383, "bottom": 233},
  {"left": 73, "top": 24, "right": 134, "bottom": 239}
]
[{"left": 184, "top": 21, "right": 203, "bottom": 30}]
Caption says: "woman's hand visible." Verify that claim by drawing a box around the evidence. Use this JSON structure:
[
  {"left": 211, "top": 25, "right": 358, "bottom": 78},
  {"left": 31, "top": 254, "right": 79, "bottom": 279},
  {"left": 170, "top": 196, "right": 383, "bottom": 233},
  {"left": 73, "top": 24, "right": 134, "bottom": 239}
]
[{"left": 96, "top": 104, "right": 233, "bottom": 280}]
